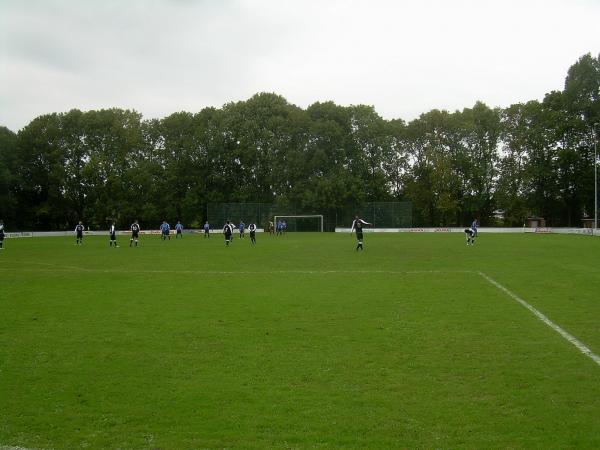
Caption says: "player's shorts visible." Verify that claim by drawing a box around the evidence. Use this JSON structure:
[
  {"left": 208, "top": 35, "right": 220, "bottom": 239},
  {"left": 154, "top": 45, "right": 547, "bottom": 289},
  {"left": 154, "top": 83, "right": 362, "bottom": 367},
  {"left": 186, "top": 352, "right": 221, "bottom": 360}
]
[
  {"left": 224, "top": 232, "right": 232, "bottom": 239},
  {"left": 356, "top": 231, "right": 363, "bottom": 240},
  {"left": 177, "top": 229, "right": 182, "bottom": 234},
  {"left": 110, "top": 233, "right": 116, "bottom": 241},
  {"left": 0, "top": 233, "right": 4, "bottom": 241},
  {"left": 204, "top": 229, "right": 209, "bottom": 234},
  {"left": 76, "top": 231, "right": 83, "bottom": 239},
  {"left": 132, "top": 231, "right": 139, "bottom": 239}
]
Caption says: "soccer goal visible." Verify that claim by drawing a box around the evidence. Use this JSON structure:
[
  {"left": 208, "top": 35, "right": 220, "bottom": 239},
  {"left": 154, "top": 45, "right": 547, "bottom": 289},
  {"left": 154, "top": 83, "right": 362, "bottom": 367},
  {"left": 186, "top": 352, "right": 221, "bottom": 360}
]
[{"left": 273, "top": 215, "right": 324, "bottom": 232}]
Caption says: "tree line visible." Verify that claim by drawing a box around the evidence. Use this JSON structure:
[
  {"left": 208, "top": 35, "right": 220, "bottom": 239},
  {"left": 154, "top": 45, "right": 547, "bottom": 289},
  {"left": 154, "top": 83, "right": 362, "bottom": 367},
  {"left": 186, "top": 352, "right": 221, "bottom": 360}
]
[{"left": 0, "top": 53, "right": 598, "bottom": 231}]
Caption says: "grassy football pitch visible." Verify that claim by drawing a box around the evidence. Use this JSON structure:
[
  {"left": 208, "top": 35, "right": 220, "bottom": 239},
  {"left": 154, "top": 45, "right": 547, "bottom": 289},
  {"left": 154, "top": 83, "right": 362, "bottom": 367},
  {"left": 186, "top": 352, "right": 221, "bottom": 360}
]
[{"left": 1, "top": 232, "right": 600, "bottom": 449}]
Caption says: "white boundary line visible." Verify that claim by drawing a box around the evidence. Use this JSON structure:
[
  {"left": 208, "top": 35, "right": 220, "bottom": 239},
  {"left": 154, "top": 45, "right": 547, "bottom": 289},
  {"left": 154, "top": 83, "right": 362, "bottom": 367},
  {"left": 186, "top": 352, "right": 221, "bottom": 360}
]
[
  {"left": 0, "top": 446, "right": 41, "bottom": 450},
  {"left": 2, "top": 264, "right": 599, "bottom": 367},
  {"left": 478, "top": 271, "right": 600, "bottom": 367}
]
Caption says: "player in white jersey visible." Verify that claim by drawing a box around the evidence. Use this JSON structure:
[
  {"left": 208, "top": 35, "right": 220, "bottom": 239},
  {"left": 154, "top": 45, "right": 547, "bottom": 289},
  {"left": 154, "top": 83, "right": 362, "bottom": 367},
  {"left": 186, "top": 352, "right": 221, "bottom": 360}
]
[
  {"left": 223, "top": 220, "right": 233, "bottom": 246},
  {"left": 248, "top": 222, "right": 257, "bottom": 245},
  {"left": 350, "top": 216, "right": 372, "bottom": 251},
  {"left": 0, "top": 220, "right": 5, "bottom": 250},
  {"left": 464, "top": 227, "right": 476, "bottom": 245},
  {"left": 109, "top": 222, "right": 118, "bottom": 247}
]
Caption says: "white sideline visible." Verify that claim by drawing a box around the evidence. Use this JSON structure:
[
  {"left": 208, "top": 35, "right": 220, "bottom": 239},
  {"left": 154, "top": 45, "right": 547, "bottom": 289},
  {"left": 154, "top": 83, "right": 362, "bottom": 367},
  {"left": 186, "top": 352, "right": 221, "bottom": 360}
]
[
  {"left": 478, "top": 271, "right": 600, "bottom": 367},
  {"left": 0, "top": 446, "right": 40, "bottom": 450}
]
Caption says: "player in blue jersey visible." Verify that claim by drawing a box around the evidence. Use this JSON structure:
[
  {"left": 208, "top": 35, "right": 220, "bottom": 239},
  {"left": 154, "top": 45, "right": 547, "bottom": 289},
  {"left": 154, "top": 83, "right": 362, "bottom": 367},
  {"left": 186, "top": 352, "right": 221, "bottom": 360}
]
[
  {"left": 75, "top": 221, "right": 85, "bottom": 245},
  {"left": 0, "top": 220, "right": 5, "bottom": 250},
  {"left": 239, "top": 221, "right": 245, "bottom": 239},
  {"left": 175, "top": 221, "right": 183, "bottom": 239},
  {"left": 471, "top": 218, "right": 478, "bottom": 237},
  {"left": 109, "top": 222, "right": 118, "bottom": 247},
  {"left": 203, "top": 221, "right": 210, "bottom": 238},
  {"left": 160, "top": 221, "right": 171, "bottom": 240},
  {"left": 350, "top": 216, "right": 372, "bottom": 251}
]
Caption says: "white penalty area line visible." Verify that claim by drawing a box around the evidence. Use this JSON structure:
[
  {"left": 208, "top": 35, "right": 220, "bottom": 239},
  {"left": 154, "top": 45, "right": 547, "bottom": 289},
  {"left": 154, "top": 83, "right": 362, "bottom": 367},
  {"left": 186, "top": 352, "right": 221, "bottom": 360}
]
[
  {"left": 478, "top": 271, "right": 600, "bottom": 368},
  {"left": 0, "top": 263, "right": 473, "bottom": 276}
]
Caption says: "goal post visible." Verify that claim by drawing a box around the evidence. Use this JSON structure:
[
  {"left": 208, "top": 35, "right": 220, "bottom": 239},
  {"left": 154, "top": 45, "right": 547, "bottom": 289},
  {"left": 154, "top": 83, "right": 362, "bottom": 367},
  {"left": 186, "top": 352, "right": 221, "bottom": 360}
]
[{"left": 273, "top": 215, "right": 324, "bottom": 232}]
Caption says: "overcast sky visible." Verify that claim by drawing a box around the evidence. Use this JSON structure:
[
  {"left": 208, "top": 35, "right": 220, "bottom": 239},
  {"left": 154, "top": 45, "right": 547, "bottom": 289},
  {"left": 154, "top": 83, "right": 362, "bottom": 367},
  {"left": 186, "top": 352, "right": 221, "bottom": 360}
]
[{"left": 1, "top": 0, "right": 599, "bottom": 131}]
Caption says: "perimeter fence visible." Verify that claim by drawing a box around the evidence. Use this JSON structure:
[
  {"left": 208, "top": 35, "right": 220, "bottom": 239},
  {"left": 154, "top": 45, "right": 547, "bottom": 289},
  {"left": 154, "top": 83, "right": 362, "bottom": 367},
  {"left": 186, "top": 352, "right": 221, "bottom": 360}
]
[{"left": 207, "top": 202, "right": 412, "bottom": 231}]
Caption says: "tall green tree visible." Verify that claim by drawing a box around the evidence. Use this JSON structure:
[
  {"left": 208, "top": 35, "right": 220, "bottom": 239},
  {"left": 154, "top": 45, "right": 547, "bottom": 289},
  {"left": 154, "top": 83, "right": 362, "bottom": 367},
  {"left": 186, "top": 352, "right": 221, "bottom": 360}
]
[{"left": 0, "top": 126, "right": 18, "bottom": 227}]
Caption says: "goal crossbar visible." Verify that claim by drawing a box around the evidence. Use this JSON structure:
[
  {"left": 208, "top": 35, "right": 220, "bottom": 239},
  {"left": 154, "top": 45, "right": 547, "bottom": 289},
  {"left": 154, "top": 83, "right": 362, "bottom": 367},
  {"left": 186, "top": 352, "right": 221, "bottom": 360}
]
[{"left": 273, "top": 215, "right": 324, "bottom": 232}]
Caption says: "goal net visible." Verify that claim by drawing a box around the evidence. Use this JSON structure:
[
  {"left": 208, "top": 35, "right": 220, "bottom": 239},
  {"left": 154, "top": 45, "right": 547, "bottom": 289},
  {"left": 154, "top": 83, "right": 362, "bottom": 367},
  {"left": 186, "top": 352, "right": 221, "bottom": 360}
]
[{"left": 273, "top": 215, "right": 324, "bottom": 232}]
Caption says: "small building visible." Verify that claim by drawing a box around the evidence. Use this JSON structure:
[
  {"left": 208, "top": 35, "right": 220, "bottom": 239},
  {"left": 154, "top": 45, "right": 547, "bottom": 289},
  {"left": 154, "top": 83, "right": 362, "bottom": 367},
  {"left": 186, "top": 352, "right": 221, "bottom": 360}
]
[
  {"left": 582, "top": 218, "right": 595, "bottom": 229},
  {"left": 526, "top": 217, "right": 546, "bottom": 228}
]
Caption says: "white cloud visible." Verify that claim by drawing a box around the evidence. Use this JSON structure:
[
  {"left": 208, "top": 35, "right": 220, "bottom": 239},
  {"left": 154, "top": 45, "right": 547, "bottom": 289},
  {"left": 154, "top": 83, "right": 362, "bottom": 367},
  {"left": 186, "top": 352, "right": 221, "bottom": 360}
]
[{"left": 1, "top": 0, "right": 599, "bottom": 131}]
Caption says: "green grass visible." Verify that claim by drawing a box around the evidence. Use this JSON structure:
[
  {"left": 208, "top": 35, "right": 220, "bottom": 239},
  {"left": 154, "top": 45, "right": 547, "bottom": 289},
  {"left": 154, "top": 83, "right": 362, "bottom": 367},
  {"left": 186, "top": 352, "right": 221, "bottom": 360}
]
[{"left": 1, "top": 232, "right": 600, "bottom": 449}]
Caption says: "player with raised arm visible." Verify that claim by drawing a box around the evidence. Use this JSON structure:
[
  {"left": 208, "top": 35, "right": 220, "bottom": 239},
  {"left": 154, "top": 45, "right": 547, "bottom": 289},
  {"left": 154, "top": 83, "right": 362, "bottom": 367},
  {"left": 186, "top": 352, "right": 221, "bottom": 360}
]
[
  {"left": 223, "top": 220, "right": 232, "bottom": 246},
  {"left": 109, "top": 221, "right": 118, "bottom": 247},
  {"left": 0, "top": 220, "right": 5, "bottom": 250},
  {"left": 75, "top": 221, "right": 84, "bottom": 245},
  {"left": 248, "top": 222, "right": 257, "bottom": 245},
  {"left": 351, "top": 215, "right": 372, "bottom": 251},
  {"left": 203, "top": 221, "right": 210, "bottom": 238},
  {"left": 464, "top": 226, "right": 476, "bottom": 246},
  {"left": 130, "top": 220, "right": 140, "bottom": 247},
  {"left": 160, "top": 221, "right": 171, "bottom": 241},
  {"left": 175, "top": 221, "right": 183, "bottom": 239}
]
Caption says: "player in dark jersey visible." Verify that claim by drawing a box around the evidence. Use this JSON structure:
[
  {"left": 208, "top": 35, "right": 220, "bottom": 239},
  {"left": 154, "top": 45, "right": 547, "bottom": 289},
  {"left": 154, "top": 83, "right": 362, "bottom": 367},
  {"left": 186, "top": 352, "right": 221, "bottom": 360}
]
[
  {"left": 464, "top": 227, "right": 476, "bottom": 246},
  {"left": 75, "top": 221, "right": 84, "bottom": 245},
  {"left": 130, "top": 220, "right": 140, "bottom": 247},
  {"left": 223, "top": 220, "right": 232, "bottom": 246},
  {"left": 239, "top": 221, "right": 245, "bottom": 238},
  {"left": 109, "top": 222, "right": 118, "bottom": 247},
  {"left": 248, "top": 222, "right": 257, "bottom": 245},
  {"left": 350, "top": 216, "right": 372, "bottom": 251},
  {"left": 0, "top": 220, "right": 5, "bottom": 250}
]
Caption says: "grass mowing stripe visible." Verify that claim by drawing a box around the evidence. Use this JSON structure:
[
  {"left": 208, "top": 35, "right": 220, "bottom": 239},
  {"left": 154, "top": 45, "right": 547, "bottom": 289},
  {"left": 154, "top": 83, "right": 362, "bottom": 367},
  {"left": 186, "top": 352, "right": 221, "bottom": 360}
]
[
  {"left": 4, "top": 259, "right": 598, "bottom": 368},
  {"left": 479, "top": 271, "right": 600, "bottom": 367},
  {"left": 3, "top": 234, "right": 600, "bottom": 448}
]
